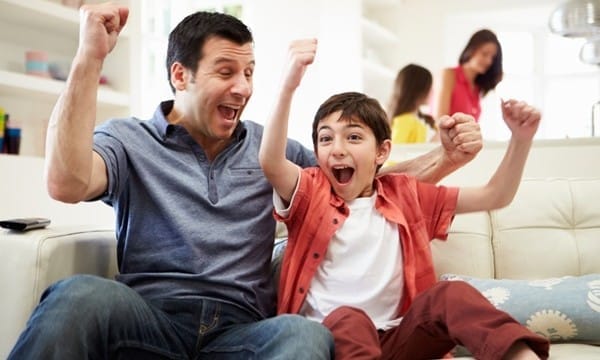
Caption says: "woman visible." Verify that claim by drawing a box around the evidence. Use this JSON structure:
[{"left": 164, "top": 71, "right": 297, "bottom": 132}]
[
  {"left": 436, "top": 29, "right": 503, "bottom": 123},
  {"left": 388, "top": 64, "right": 437, "bottom": 144}
]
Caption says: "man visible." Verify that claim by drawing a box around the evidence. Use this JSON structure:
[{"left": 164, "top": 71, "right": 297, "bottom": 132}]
[{"left": 9, "top": 3, "right": 482, "bottom": 359}]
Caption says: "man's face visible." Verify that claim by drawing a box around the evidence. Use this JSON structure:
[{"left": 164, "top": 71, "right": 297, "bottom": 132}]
[{"left": 180, "top": 36, "right": 255, "bottom": 144}]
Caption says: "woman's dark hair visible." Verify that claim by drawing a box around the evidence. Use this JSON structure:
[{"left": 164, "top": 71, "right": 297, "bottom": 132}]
[
  {"left": 166, "top": 11, "right": 253, "bottom": 93},
  {"left": 459, "top": 29, "right": 503, "bottom": 96},
  {"left": 312, "top": 91, "right": 391, "bottom": 149},
  {"left": 388, "top": 64, "right": 435, "bottom": 130}
]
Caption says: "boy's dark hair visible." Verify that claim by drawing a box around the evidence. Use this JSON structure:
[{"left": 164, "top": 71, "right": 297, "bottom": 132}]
[
  {"left": 166, "top": 11, "right": 253, "bottom": 93},
  {"left": 312, "top": 91, "right": 391, "bottom": 151},
  {"left": 459, "top": 29, "right": 503, "bottom": 96},
  {"left": 388, "top": 63, "right": 436, "bottom": 130}
]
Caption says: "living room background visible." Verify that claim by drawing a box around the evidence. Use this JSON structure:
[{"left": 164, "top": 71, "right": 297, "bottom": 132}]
[
  {"left": 137, "top": 0, "right": 600, "bottom": 147},
  {"left": 0, "top": 0, "right": 597, "bottom": 156}
]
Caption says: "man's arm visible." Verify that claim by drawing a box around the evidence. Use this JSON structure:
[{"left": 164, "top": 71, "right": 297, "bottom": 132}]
[
  {"left": 259, "top": 39, "right": 317, "bottom": 203},
  {"left": 456, "top": 100, "right": 540, "bottom": 213},
  {"left": 379, "top": 113, "right": 482, "bottom": 183},
  {"left": 45, "top": 4, "right": 128, "bottom": 203}
]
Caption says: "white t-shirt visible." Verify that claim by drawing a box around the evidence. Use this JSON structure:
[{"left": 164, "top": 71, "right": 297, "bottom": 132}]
[{"left": 292, "top": 192, "right": 404, "bottom": 330}]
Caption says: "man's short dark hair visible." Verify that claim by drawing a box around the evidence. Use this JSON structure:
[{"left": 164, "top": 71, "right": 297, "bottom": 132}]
[{"left": 166, "top": 11, "right": 253, "bottom": 93}]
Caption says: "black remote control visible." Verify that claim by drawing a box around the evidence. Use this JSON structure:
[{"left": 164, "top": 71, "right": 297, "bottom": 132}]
[{"left": 0, "top": 217, "right": 51, "bottom": 231}]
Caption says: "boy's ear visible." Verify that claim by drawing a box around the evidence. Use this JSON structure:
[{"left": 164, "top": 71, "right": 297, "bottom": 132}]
[{"left": 376, "top": 139, "right": 392, "bottom": 166}]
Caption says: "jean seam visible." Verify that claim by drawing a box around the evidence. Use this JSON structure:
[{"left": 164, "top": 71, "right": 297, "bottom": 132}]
[{"left": 195, "top": 301, "right": 221, "bottom": 351}]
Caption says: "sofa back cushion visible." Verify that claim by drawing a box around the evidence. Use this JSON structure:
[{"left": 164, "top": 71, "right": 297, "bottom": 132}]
[
  {"left": 492, "top": 178, "right": 600, "bottom": 279},
  {"left": 432, "top": 212, "right": 493, "bottom": 279},
  {"left": 432, "top": 178, "right": 600, "bottom": 280}
]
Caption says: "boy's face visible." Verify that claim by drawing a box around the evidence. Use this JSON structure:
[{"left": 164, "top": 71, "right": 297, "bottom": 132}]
[{"left": 315, "top": 111, "right": 391, "bottom": 201}]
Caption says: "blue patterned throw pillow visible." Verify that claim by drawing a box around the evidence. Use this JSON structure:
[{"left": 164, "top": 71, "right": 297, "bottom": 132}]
[{"left": 440, "top": 273, "right": 600, "bottom": 343}]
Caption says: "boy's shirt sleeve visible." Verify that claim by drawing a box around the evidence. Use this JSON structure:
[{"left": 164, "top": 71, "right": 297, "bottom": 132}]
[
  {"left": 415, "top": 180, "right": 459, "bottom": 240},
  {"left": 273, "top": 167, "right": 303, "bottom": 220}
]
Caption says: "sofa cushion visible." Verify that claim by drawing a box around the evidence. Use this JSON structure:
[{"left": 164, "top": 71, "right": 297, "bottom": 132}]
[{"left": 440, "top": 273, "right": 600, "bottom": 343}]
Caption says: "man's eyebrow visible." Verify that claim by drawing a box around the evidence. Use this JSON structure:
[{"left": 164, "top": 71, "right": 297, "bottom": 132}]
[{"left": 212, "top": 57, "right": 255, "bottom": 67}]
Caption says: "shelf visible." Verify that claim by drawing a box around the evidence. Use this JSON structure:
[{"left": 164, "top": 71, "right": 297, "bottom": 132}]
[
  {"left": 0, "top": 0, "right": 131, "bottom": 39},
  {"left": 361, "top": 17, "right": 400, "bottom": 48},
  {"left": 0, "top": 70, "right": 130, "bottom": 108},
  {"left": 362, "top": 59, "right": 395, "bottom": 81},
  {"left": 0, "top": 0, "right": 79, "bottom": 39}
]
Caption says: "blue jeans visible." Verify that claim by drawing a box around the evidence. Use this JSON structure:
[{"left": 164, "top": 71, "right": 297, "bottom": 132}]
[{"left": 8, "top": 275, "right": 334, "bottom": 359}]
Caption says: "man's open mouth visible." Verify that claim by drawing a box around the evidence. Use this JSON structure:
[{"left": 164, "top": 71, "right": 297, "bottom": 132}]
[{"left": 218, "top": 105, "right": 238, "bottom": 120}]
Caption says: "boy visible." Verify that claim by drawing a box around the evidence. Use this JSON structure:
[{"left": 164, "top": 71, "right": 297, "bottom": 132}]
[{"left": 258, "top": 39, "right": 549, "bottom": 359}]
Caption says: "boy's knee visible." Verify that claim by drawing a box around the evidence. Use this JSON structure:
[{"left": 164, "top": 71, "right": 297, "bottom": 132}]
[
  {"left": 323, "top": 306, "right": 372, "bottom": 329},
  {"left": 435, "top": 280, "right": 479, "bottom": 298}
]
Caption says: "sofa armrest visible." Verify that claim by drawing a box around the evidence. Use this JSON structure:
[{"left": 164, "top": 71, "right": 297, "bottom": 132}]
[{"left": 0, "top": 225, "right": 117, "bottom": 359}]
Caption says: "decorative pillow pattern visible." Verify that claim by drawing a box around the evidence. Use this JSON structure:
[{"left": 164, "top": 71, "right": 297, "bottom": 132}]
[{"left": 440, "top": 273, "right": 600, "bottom": 343}]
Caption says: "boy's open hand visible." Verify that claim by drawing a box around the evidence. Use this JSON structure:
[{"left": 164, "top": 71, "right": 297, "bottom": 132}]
[
  {"left": 501, "top": 100, "right": 541, "bottom": 141},
  {"left": 281, "top": 39, "right": 317, "bottom": 92}
]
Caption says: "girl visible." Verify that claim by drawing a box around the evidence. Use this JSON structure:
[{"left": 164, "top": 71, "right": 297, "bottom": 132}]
[{"left": 388, "top": 64, "right": 437, "bottom": 144}]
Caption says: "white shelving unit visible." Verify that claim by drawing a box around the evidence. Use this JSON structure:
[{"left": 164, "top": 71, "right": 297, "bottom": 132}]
[
  {"left": 360, "top": 2, "right": 400, "bottom": 108},
  {"left": 0, "top": 0, "right": 134, "bottom": 157}
]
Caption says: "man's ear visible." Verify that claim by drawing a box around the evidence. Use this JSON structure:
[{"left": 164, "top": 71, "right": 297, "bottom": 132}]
[
  {"left": 376, "top": 139, "right": 392, "bottom": 166},
  {"left": 170, "top": 62, "right": 188, "bottom": 92}
]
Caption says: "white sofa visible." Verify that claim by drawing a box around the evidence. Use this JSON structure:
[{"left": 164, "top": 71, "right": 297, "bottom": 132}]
[
  {"left": 1, "top": 138, "right": 600, "bottom": 359},
  {"left": 393, "top": 138, "right": 600, "bottom": 359},
  {"left": 0, "top": 154, "right": 117, "bottom": 359}
]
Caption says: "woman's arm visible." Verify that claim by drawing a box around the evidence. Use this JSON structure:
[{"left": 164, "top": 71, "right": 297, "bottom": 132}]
[{"left": 436, "top": 68, "right": 455, "bottom": 120}]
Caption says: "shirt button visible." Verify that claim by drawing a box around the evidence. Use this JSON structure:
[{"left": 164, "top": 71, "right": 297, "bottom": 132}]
[
  {"left": 333, "top": 218, "right": 338, "bottom": 224},
  {"left": 313, "top": 253, "right": 320, "bottom": 259},
  {"left": 299, "top": 287, "right": 305, "bottom": 294}
]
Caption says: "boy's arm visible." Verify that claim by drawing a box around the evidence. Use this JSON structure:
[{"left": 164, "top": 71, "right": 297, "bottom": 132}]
[
  {"left": 259, "top": 39, "right": 317, "bottom": 203},
  {"left": 380, "top": 113, "right": 482, "bottom": 183},
  {"left": 456, "top": 100, "right": 540, "bottom": 213}
]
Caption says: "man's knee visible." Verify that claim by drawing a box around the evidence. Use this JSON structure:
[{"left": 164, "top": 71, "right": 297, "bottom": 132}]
[
  {"left": 272, "top": 314, "right": 334, "bottom": 352},
  {"left": 40, "top": 274, "right": 136, "bottom": 319},
  {"left": 276, "top": 314, "right": 331, "bottom": 336}
]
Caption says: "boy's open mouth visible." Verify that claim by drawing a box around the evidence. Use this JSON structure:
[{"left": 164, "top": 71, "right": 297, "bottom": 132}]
[{"left": 332, "top": 166, "right": 354, "bottom": 184}]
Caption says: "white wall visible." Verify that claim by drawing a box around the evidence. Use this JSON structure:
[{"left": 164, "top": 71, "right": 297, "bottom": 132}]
[{"left": 243, "top": 0, "right": 363, "bottom": 148}]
